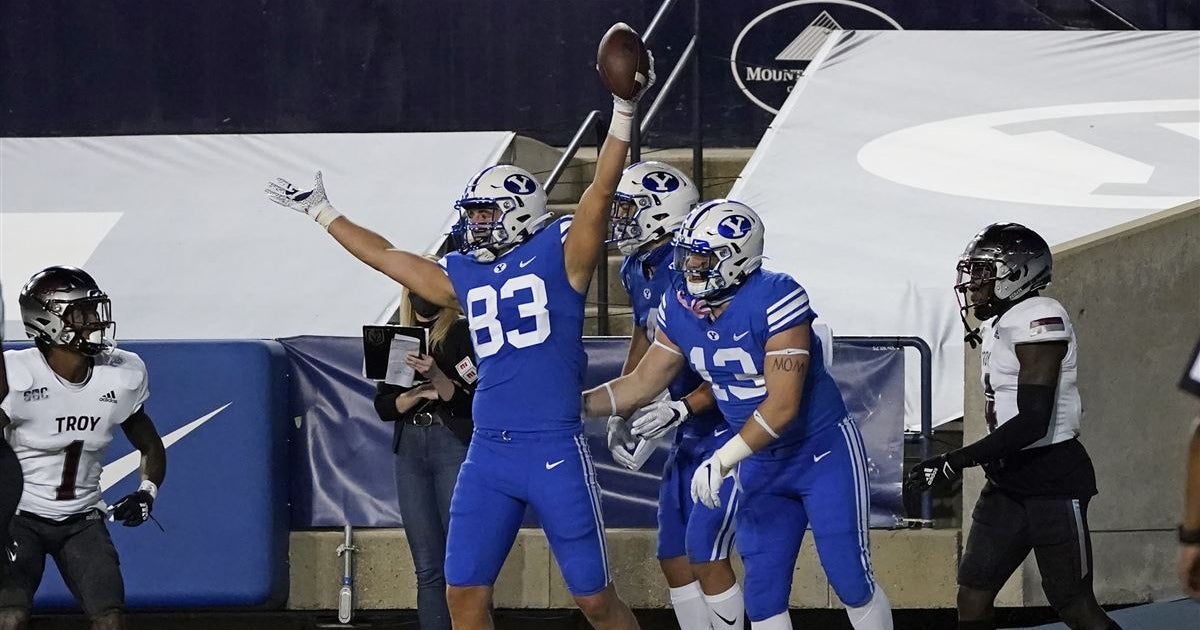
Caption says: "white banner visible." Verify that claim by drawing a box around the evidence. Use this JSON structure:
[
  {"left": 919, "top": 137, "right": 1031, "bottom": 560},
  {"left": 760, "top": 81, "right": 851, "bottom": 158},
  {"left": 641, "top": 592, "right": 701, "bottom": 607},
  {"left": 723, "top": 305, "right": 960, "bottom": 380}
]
[
  {"left": 731, "top": 31, "right": 1200, "bottom": 427},
  {"left": 1, "top": 132, "right": 513, "bottom": 339}
]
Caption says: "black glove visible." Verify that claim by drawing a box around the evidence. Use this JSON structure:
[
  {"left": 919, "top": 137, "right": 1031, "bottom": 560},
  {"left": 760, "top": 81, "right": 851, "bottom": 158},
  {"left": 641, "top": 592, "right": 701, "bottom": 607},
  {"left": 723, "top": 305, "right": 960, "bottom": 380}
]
[
  {"left": 110, "top": 490, "right": 154, "bottom": 527},
  {"left": 904, "top": 450, "right": 972, "bottom": 494}
]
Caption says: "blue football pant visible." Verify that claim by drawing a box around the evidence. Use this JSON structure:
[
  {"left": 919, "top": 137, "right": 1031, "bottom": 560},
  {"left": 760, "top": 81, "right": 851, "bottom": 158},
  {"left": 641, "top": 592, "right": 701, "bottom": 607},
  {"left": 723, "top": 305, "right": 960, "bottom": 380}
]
[
  {"left": 444, "top": 428, "right": 611, "bottom": 596},
  {"left": 736, "top": 419, "right": 877, "bottom": 621}
]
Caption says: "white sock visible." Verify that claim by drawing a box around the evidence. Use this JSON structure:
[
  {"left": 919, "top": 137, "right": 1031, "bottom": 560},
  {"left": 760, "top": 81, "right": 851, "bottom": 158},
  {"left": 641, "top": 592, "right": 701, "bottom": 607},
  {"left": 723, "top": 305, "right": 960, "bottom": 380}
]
[
  {"left": 669, "top": 581, "right": 713, "bottom": 630},
  {"left": 704, "top": 583, "right": 744, "bottom": 629},
  {"left": 845, "top": 587, "right": 893, "bottom": 630},
  {"left": 750, "top": 610, "right": 792, "bottom": 630}
]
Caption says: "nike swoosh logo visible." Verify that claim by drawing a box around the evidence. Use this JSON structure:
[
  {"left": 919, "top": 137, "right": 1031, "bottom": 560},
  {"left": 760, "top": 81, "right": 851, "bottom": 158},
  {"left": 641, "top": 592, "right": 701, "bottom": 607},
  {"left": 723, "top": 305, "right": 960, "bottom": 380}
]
[
  {"left": 813, "top": 450, "right": 832, "bottom": 463},
  {"left": 520, "top": 257, "right": 537, "bottom": 268},
  {"left": 713, "top": 611, "right": 737, "bottom": 626},
  {"left": 733, "top": 331, "right": 750, "bottom": 341},
  {"left": 100, "top": 403, "right": 230, "bottom": 492},
  {"left": 713, "top": 428, "right": 729, "bottom": 437},
  {"left": 545, "top": 459, "right": 565, "bottom": 470}
]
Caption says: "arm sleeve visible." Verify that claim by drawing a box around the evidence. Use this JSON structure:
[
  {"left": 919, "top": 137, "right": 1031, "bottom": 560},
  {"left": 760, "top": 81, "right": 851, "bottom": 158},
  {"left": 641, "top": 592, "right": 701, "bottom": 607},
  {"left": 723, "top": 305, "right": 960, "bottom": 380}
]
[
  {"left": 373, "top": 382, "right": 406, "bottom": 422},
  {"left": 444, "top": 320, "right": 478, "bottom": 412},
  {"left": 960, "top": 383, "right": 1056, "bottom": 465},
  {"left": 1181, "top": 336, "right": 1200, "bottom": 398}
]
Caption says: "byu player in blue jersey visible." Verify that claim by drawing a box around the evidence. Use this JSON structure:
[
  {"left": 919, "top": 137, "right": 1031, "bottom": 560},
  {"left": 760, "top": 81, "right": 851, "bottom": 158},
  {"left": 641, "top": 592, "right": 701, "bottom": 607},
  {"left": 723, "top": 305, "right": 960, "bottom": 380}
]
[
  {"left": 584, "top": 200, "right": 894, "bottom": 630},
  {"left": 266, "top": 57, "right": 655, "bottom": 630},
  {"left": 607, "top": 162, "right": 744, "bottom": 630}
]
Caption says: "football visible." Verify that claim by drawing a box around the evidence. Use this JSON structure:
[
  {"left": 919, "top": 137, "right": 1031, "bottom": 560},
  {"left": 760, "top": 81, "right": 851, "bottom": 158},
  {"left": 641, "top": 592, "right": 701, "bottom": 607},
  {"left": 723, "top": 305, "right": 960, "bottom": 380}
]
[{"left": 597, "top": 22, "right": 650, "bottom": 100}]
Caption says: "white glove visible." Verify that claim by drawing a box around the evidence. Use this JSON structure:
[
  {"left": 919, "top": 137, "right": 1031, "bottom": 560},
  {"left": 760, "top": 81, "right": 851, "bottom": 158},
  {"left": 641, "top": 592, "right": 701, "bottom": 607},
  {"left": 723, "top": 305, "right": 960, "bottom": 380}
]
[
  {"left": 265, "top": 171, "right": 342, "bottom": 229},
  {"left": 607, "top": 415, "right": 636, "bottom": 453},
  {"left": 690, "top": 453, "right": 732, "bottom": 509},
  {"left": 612, "top": 50, "right": 658, "bottom": 114},
  {"left": 630, "top": 398, "right": 688, "bottom": 440}
]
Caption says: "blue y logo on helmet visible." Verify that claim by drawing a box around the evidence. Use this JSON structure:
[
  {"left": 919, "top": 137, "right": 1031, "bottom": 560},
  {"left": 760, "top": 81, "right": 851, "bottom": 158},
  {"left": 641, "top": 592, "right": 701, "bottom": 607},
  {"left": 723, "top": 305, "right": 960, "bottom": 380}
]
[
  {"left": 503, "top": 174, "right": 536, "bottom": 195},
  {"left": 641, "top": 171, "right": 680, "bottom": 193},
  {"left": 717, "top": 215, "right": 753, "bottom": 238}
]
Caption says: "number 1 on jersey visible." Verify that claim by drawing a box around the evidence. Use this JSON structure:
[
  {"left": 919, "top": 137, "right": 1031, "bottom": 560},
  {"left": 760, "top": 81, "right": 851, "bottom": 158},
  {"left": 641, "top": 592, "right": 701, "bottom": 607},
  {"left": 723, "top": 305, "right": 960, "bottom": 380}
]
[{"left": 55, "top": 440, "right": 84, "bottom": 501}]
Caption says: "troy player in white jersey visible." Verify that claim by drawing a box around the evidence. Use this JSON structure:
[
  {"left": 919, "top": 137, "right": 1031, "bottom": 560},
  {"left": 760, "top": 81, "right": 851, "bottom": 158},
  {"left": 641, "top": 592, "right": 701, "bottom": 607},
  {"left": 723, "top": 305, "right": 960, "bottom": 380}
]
[
  {"left": 906, "top": 224, "right": 1120, "bottom": 630},
  {"left": 0, "top": 282, "right": 24, "bottom": 571},
  {"left": 0, "top": 267, "right": 166, "bottom": 630}
]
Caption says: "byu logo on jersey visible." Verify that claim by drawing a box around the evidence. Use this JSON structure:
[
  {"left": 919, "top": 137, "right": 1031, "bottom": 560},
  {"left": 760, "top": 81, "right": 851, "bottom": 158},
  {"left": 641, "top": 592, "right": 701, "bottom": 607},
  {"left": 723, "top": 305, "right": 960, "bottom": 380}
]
[
  {"left": 717, "top": 215, "right": 752, "bottom": 238},
  {"left": 707, "top": 330, "right": 720, "bottom": 341},
  {"left": 503, "top": 174, "right": 536, "bottom": 195},
  {"left": 642, "top": 171, "right": 680, "bottom": 193},
  {"left": 643, "top": 288, "right": 653, "bottom": 299},
  {"left": 493, "top": 262, "right": 507, "bottom": 274}
]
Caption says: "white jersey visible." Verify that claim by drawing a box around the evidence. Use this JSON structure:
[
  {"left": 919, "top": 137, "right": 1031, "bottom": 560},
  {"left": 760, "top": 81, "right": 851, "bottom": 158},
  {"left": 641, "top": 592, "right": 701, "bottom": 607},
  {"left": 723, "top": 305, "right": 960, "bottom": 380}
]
[
  {"left": 980, "top": 296, "right": 1081, "bottom": 448},
  {"left": 1, "top": 348, "right": 149, "bottom": 519}
]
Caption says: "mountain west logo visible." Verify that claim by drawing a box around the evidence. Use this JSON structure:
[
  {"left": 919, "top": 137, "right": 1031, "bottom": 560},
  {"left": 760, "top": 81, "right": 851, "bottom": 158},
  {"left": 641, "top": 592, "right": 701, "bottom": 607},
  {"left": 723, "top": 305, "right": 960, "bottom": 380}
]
[
  {"left": 731, "top": 1, "right": 902, "bottom": 114},
  {"left": 503, "top": 174, "right": 537, "bottom": 195},
  {"left": 641, "top": 171, "right": 681, "bottom": 193}
]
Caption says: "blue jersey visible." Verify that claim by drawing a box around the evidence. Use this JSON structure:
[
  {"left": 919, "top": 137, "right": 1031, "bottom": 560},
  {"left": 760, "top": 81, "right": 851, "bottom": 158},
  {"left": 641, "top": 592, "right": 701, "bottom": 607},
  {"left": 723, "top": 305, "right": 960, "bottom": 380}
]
[
  {"left": 441, "top": 217, "right": 586, "bottom": 432},
  {"left": 619, "top": 243, "right": 724, "bottom": 440},
  {"left": 656, "top": 269, "right": 848, "bottom": 448}
]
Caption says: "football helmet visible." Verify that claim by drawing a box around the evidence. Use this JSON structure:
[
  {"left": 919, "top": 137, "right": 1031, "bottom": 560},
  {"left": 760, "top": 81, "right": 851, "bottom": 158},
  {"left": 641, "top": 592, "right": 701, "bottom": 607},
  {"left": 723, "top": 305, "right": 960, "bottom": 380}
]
[
  {"left": 451, "top": 165, "right": 551, "bottom": 262},
  {"left": 609, "top": 161, "right": 698, "bottom": 256},
  {"left": 671, "top": 199, "right": 765, "bottom": 302},
  {"left": 955, "top": 222, "right": 1052, "bottom": 343},
  {"left": 19, "top": 266, "right": 115, "bottom": 356}
]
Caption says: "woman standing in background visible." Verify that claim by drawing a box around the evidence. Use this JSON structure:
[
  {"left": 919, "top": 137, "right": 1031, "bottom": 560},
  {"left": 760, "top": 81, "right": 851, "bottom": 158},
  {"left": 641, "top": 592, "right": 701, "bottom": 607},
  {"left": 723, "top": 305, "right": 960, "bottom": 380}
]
[{"left": 373, "top": 284, "right": 477, "bottom": 630}]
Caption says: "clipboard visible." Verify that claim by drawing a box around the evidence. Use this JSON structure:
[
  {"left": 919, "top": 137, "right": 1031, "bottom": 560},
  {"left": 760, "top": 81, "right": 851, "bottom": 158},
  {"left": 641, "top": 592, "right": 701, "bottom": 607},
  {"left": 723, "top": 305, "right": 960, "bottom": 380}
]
[{"left": 363, "top": 325, "right": 429, "bottom": 382}]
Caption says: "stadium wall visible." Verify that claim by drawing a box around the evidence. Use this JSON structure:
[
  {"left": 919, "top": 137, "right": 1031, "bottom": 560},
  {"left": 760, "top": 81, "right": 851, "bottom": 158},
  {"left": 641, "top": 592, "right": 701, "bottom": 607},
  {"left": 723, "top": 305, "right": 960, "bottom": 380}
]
[
  {"left": 964, "top": 199, "right": 1200, "bottom": 607},
  {"left": 287, "top": 528, "right": 961, "bottom": 610}
]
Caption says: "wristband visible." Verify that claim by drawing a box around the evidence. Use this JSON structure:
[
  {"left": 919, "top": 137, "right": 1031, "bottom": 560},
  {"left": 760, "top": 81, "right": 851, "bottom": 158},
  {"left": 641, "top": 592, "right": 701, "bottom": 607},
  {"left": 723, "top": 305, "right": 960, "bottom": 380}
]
[
  {"left": 680, "top": 397, "right": 694, "bottom": 418},
  {"left": 314, "top": 202, "right": 342, "bottom": 230},
  {"left": 139, "top": 479, "right": 159, "bottom": 501},
  {"left": 609, "top": 99, "right": 635, "bottom": 142},
  {"left": 603, "top": 382, "right": 618, "bottom": 417},
  {"left": 1180, "top": 525, "right": 1200, "bottom": 544},
  {"left": 714, "top": 435, "right": 754, "bottom": 470}
]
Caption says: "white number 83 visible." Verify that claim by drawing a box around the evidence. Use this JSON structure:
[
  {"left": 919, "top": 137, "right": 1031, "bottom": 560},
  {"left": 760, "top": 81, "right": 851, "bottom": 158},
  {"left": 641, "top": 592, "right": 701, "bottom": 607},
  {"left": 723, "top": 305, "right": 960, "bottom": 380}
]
[{"left": 466, "top": 274, "right": 551, "bottom": 358}]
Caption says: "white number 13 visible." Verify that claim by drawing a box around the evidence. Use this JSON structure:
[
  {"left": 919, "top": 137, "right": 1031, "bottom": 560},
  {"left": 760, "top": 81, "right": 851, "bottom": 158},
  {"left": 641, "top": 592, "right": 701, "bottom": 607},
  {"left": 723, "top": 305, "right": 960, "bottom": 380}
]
[{"left": 466, "top": 274, "right": 551, "bottom": 358}]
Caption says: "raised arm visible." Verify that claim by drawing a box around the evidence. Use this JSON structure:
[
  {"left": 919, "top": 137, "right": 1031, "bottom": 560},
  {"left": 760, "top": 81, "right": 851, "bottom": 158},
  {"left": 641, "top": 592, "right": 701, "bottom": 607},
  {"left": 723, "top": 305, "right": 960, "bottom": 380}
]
[
  {"left": 266, "top": 172, "right": 457, "bottom": 307},
  {"left": 562, "top": 121, "right": 631, "bottom": 294},
  {"left": 562, "top": 53, "right": 656, "bottom": 293}
]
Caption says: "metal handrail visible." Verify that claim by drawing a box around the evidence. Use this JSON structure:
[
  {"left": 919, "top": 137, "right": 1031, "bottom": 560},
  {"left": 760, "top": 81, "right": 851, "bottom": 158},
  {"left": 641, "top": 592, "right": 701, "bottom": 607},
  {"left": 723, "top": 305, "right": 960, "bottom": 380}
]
[
  {"left": 1085, "top": 0, "right": 1139, "bottom": 29},
  {"left": 640, "top": 36, "right": 695, "bottom": 136},
  {"left": 642, "top": 0, "right": 681, "bottom": 45},
  {"left": 837, "top": 336, "right": 934, "bottom": 522},
  {"left": 544, "top": 109, "right": 603, "bottom": 194}
]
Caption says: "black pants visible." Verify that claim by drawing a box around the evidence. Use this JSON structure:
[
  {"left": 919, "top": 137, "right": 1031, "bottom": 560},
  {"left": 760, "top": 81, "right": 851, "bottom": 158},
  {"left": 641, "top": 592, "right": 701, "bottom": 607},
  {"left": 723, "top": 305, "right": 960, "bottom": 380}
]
[
  {"left": 959, "top": 485, "right": 1095, "bottom": 610},
  {"left": 0, "top": 511, "right": 124, "bottom": 617}
]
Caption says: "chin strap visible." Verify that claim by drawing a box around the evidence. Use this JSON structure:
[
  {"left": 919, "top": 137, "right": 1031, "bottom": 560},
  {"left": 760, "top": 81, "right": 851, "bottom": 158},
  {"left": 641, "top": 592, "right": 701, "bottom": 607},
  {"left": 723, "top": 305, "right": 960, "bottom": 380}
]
[{"left": 960, "top": 308, "right": 983, "bottom": 349}]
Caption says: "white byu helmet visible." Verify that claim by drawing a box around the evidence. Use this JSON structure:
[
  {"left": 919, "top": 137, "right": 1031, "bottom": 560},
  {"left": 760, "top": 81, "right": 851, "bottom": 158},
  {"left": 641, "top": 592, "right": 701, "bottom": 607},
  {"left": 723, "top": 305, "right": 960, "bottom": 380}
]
[
  {"left": 452, "top": 165, "right": 551, "bottom": 261},
  {"left": 672, "top": 199, "right": 765, "bottom": 301},
  {"left": 609, "top": 161, "right": 699, "bottom": 256}
]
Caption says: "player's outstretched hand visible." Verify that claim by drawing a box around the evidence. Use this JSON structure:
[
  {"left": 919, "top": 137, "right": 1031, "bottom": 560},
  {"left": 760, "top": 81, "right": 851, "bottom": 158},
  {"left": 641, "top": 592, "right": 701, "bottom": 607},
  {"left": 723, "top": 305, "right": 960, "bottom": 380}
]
[
  {"left": 110, "top": 490, "right": 154, "bottom": 527},
  {"left": 630, "top": 399, "right": 688, "bottom": 440},
  {"left": 264, "top": 171, "right": 342, "bottom": 229},
  {"left": 690, "top": 454, "right": 730, "bottom": 509},
  {"left": 904, "top": 450, "right": 970, "bottom": 494}
]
